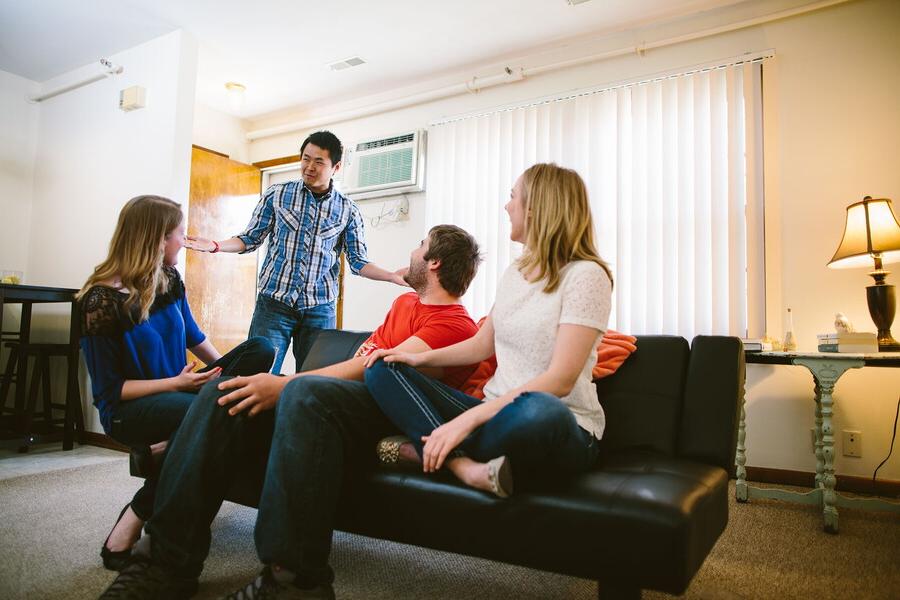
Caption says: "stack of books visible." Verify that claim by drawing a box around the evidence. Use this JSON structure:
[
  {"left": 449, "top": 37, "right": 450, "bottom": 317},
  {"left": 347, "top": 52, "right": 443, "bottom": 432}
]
[
  {"left": 741, "top": 338, "right": 772, "bottom": 352},
  {"left": 816, "top": 332, "right": 878, "bottom": 353}
]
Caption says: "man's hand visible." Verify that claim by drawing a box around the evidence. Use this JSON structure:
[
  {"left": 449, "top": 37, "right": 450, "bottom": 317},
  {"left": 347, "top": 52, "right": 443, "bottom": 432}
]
[
  {"left": 184, "top": 235, "right": 217, "bottom": 252},
  {"left": 216, "top": 373, "right": 288, "bottom": 417},
  {"left": 421, "top": 414, "right": 476, "bottom": 472},
  {"left": 172, "top": 362, "right": 221, "bottom": 392},
  {"left": 391, "top": 266, "right": 410, "bottom": 287}
]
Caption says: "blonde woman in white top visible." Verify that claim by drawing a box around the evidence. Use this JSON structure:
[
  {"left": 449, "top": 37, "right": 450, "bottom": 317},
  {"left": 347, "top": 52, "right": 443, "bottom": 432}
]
[{"left": 364, "top": 163, "right": 613, "bottom": 497}]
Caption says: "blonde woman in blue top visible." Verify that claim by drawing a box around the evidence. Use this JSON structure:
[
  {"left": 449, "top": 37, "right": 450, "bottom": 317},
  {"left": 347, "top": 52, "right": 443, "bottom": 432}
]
[{"left": 77, "top": 195, "right": 274, "bottom": 570}]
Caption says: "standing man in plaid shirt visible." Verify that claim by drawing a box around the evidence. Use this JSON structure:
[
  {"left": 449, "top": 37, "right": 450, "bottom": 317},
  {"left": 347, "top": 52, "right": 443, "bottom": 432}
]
[{"left": 188, "top": 131, "right": 407, "bottom": 373}]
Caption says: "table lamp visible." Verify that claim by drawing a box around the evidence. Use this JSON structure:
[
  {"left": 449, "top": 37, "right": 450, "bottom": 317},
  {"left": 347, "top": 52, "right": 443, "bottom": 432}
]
[{"left": 827, "top": 196, "right": 900, "bottom": 351}]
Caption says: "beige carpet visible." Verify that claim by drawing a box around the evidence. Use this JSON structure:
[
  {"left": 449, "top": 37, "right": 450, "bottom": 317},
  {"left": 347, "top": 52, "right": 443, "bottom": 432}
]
[{"left": 0, "top": 458, "right": 898, "bottom": 599}]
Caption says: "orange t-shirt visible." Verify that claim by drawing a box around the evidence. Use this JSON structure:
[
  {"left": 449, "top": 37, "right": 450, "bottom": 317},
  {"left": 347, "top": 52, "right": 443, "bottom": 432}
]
[{"left": 354, "top": 292, "right": 479, "bottom": 390}]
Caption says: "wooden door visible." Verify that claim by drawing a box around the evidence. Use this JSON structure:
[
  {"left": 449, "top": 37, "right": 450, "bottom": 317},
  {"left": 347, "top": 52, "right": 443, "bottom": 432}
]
[{"left": 186, "top": 146, "right": 261, "bottom": 356}]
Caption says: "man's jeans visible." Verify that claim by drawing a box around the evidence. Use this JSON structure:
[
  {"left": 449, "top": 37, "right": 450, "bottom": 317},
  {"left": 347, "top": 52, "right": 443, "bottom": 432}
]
[
  {"left": 147, "top": 375, "right": 395, "bottom": 587},
  {"left": 248, "top": 294, "right": 336, "bottom": 374},
  {"left": 110, "top": 337, "right": 274, "bottom": 520},
  {"left": 364, "top": 360, "right": 602, "bottom": 490}
]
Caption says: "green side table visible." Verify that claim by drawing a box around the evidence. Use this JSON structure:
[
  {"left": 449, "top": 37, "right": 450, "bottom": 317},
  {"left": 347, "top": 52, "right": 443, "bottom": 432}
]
[{"left": 736, "top": 351, "right": 900, "bottom": 533}]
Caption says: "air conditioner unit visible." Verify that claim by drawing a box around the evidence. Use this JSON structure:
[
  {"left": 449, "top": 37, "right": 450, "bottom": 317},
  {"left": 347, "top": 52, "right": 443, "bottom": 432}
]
[{"left": 340, "top": 130, "right": 426, "bottom": 200}]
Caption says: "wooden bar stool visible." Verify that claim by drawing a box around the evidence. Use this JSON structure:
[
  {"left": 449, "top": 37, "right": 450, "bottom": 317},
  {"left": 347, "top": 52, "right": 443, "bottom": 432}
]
[{"left": 0, "top": 342, "right": 84, "bottom": 451}]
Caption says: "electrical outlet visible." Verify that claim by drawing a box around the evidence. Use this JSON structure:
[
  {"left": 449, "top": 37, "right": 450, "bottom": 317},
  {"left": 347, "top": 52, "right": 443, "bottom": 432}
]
[{"left": 843, "top": 430, "right": 862, "bottom": 457}]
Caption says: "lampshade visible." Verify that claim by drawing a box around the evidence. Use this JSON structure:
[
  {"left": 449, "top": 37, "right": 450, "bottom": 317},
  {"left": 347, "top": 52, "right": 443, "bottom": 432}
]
[{"left": 828, "top": 196, "right": 900, "bottom": 269}]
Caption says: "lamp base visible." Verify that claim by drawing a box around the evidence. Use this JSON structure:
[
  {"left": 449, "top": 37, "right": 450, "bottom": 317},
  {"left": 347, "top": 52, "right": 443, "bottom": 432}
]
[{"left": 867, "top": 283, "right": 900, "bottom": 352}]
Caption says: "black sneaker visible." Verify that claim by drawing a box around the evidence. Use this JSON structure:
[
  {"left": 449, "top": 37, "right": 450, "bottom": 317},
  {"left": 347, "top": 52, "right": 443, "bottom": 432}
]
[
  {"left": 98, "top": 555, "right": 198, "bottom": 599},
  {"left": 220, "top": 566, "right": 334, "bottom": 600}
]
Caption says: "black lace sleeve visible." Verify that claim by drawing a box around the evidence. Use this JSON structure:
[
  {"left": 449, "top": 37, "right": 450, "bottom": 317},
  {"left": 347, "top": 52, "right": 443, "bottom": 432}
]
[
  {"left": 79, "top": 287, "right": 125, "bottom": 337},
  {"left": 159, "top": 266, "right": 186, "bottom": 303}
]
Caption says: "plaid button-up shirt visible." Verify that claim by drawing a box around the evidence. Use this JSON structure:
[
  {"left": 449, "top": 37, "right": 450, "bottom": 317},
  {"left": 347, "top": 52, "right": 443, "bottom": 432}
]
[{"left": 237, "top": 180, "right": 369, "bottom": 309}]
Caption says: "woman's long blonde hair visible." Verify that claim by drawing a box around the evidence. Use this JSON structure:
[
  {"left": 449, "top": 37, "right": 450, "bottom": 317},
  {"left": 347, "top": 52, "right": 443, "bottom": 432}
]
[
  {"left": 77, "top": 195, "right": 183, "bottom": 322},
  {"left": 517, "top": 163, "right": 613, "bottom": 293}
]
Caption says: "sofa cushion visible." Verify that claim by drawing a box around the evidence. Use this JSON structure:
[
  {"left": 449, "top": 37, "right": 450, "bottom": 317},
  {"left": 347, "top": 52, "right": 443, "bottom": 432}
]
[
  {"left": 595, "top": 336, "right": 690, "bottom": 457},
  {"left": 333, "top": 450, "right": 727, "bottom": 595},
  {"left": 679, "top": 335, "right": 745, "bottom": 472}
]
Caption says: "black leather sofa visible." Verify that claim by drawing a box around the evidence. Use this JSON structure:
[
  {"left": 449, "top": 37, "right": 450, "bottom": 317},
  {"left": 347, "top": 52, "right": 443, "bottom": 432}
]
[{"left": 224, "top": 331, "right": 745, "bottom": 599}]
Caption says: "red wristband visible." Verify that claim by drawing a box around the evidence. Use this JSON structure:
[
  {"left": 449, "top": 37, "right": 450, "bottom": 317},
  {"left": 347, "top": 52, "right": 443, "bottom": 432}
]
[{"left": 211, "top": 240, "right": 220, "bottom": 253}]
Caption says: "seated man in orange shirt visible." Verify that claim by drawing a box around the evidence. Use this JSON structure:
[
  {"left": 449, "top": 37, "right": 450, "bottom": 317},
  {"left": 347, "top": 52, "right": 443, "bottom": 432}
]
[{"left": 99, "top": 225, "right": 482, "bottom": 600}]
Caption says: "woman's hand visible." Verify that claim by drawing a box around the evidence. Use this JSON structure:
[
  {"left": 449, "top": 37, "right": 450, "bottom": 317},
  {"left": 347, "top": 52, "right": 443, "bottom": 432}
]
[
  {"left": 184, "top": 235, "right": 216, "bottom": 252},
  {"left": 171, "top": 361, "right": 221, "bottom": 392},
  {"left": 363, "top": 348, "right": 425, "bottom": 369},
  {"left": 421, "top": 415, "right": 476, "bottom": 472}
]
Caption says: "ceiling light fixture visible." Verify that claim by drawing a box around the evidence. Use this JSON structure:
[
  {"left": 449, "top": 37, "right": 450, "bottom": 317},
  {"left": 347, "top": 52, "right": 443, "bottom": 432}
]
[{"left": 224, "top": 81, "right": 246, "bottom": 112}]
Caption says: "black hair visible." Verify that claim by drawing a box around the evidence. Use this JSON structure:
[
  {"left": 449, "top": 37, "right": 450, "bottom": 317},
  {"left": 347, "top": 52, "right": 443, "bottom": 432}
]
[{"left": 300, "top": 130, "right": 343, "bottom": 165}]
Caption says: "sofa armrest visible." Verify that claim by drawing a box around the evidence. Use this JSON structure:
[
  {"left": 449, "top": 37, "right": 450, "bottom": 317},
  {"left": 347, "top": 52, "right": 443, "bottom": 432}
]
[{"left": 299, "top": 329, "right": 373, "bottom": 372}]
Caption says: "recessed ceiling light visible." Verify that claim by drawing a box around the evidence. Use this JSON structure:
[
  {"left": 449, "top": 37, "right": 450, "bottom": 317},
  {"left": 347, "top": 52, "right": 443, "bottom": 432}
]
[{"left": 328, "top": 56, "right": 366, "bottom": 71}]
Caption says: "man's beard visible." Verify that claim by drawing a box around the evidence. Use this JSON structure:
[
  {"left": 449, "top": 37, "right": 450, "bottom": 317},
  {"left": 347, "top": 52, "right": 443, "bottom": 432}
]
[{"left": 404, "top": 259, "right": 429, "bottom": 293}]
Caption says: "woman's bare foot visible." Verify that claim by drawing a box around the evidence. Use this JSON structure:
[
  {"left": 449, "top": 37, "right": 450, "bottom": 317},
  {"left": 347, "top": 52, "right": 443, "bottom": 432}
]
[
  {"left": 447, "top": 455, "right": 514, "bottom": 497},
  {"left": 105, "top": 506, "right": 144, "bottom": 552}
]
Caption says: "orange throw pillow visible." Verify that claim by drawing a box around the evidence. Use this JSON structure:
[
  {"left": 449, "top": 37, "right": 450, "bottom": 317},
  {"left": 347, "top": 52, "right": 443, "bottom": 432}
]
[{"left": 593, "top": 330, "right": 637, "bottom": 380}]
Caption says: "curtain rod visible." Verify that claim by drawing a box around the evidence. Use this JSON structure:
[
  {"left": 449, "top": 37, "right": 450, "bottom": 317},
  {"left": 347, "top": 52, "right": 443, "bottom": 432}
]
[
  {"left": 430, "top": 50, "right": 774, "bottom": 127},
  {"left": 28, "top": 59, "right": 124, "bottom": 103}
]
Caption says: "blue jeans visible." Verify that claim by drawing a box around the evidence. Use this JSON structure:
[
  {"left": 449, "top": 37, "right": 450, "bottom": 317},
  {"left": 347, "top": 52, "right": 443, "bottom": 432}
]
[
  {"left": 248, "top": 294, "right": 336, "bottom": 374},
  {"left": 110, "top": 337, "right": 275, "bottom": 520},
  {"left": 147, "top": 375, "right": 395, "bottom": 586},
  {"left": 364, "top": 361, "right": 602, "bottom": 490}
]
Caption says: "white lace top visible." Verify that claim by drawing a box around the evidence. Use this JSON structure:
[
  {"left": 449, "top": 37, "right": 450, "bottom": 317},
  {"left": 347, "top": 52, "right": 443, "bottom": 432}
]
[{"left": 482, "top": 260, "right": 612, "bottom": 439}]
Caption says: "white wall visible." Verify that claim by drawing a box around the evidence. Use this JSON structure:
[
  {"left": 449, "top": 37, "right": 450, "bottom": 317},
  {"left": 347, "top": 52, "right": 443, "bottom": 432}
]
[
  {"left": 0, "top": 70, "right": 40, "bottom": 278},
  {"left": 247, "top": 0, "right": 900, "bottom": 481},
  {"left": 22, "top": 30, "right": 199, "bottom": 433},
  {"left": 192, "top": 102, "right": 250, "bottom": 163},
  {"left": 0, "top": 70, "right": 40, "bottom": 345}
]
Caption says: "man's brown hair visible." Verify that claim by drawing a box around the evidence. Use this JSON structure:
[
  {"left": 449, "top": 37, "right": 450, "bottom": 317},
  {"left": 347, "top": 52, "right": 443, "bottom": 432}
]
[{"left": 424, "top": 224, "right": 481, "bottom": 297}]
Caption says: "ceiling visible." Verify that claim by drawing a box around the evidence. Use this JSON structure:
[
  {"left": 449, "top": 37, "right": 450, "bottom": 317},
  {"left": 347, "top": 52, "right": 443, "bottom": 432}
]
[{"left": 0, "top": 0, "right": 747, "bottom": 120}]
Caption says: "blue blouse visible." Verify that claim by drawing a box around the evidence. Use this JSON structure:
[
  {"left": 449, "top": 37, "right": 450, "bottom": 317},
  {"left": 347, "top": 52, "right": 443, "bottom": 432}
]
[{"left": 78, "top": 267, "right": 206, "bottom": 433}]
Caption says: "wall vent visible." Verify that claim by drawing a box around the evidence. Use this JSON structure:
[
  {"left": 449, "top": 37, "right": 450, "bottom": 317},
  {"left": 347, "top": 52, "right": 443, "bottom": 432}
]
[{"left": 329, "top": 56, "right": 366, "bottom": 71}]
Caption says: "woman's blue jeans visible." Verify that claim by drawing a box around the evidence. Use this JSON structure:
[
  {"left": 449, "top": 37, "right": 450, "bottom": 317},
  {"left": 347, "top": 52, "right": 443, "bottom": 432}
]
[
  {"left": 364, "top": 360, "right": 602, "bottom": 490},
  {"left": 109, "top": 336, "right": 274, "bottom": 519},
  {"left": 248, "top": 294, "right": 336, "bottom": 374}
]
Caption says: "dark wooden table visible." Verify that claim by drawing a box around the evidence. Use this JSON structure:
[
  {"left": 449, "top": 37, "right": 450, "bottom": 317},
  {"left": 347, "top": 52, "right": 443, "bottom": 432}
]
[{"left": 0, "top": 283, "right": 82, "bottom": 450}]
